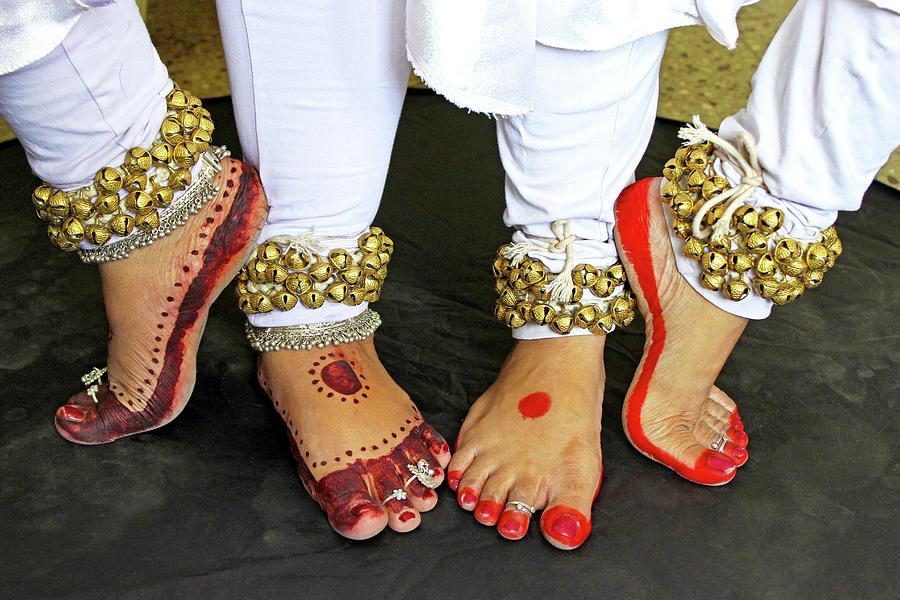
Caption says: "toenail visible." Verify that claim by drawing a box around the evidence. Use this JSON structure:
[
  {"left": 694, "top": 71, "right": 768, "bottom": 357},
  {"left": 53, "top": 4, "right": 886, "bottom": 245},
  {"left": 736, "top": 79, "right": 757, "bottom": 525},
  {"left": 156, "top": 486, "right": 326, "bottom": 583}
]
[
  {"left": 447, "top": 471, "right": 462, "bottom": 490},
  {"left": 62, "top": 406, "right": 85, "bottom": 422},
  {"left": 500, "top": 515, "right": 523, "bottom": 535},
  {"left": 350, "top": 503, "right": 377, "bottom": 517},
  {"left": 731, "top": 446, "right": 748, "bottom": 462},
  {"left": 705, "top": 453, "right": 737, "bottom": 474},
  {"left": 398, "top": 511, "right": 416, "bottom": 523},
  {"left": 550, "top": 515, "right": 579, "bottom": 539},
  {"left": 460, "top": 489, "right": 478, "bottom": 505},
  {"left": 728, "top": 428, "right": 748, "bottom": 447},
  {"left": 475, "top": 499, "right": 502, "bottom": 522}
]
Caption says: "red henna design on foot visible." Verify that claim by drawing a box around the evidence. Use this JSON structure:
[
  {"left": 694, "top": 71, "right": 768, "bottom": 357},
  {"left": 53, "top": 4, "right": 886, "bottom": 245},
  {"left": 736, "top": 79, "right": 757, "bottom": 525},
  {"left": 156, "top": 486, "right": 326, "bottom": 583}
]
[
  {"left": 614, "top": 178, "right": 746, "bottom": 485},
  {"left": 55, "top": 161, "right": 267, "bottom": 445},
  {"left": 321, "top": 360, "right": 363, "bottom": 395}
]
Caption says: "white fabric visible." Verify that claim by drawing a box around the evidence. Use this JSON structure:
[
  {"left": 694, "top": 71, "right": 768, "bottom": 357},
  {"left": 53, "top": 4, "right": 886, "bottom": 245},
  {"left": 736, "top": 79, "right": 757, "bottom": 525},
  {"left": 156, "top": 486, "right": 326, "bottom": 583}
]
[
  {"left": 216, "top": 0, "right": 411, "bottom": 328},
  {"left": 499, "top": 34, "right": 669, "bottom": 339},
  {"left": 673, "top": 0, "right": 900, "bottom": 320},
  {"left": 406, "top": 0, "right": 757, "bottom": 115},
  {"left": 0, "top": 0, "right": 169, "bottom": 189},
  {"left": 0, "top": 0, "right": 113, "bottom": 75}
]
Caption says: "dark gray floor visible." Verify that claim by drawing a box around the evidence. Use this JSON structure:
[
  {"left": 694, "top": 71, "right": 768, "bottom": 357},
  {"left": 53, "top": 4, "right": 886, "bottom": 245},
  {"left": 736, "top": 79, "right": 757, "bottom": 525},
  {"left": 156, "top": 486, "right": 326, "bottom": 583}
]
[{"left": 1, "top": 93, "right": 897, "bottom": 600}]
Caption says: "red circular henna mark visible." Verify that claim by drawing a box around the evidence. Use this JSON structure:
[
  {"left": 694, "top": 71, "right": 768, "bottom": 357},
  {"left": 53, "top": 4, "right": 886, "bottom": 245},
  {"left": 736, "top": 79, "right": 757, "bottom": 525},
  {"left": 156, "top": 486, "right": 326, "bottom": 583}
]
[
  {"left": 321, "top": 361, "right": 362, "bottom": 395},
  {"left": 518, "top": 392, "right": 552, "bottom": 419}
]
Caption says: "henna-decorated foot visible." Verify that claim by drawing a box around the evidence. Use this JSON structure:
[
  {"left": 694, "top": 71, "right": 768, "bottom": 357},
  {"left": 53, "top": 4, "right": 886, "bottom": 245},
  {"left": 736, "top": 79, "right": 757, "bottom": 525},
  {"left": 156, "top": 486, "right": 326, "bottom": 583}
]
[
  {"left": 613, "top": 178, "right": 750, "bottom": 486},
  {"left": 54, "top": 159, "right": 268, "bottom": 444},
  {"left": 258, "top": 337, "right": 451, "bottom": 540},
  {"left": 448, "top": 336, "right": 604, "bottom": 550}
]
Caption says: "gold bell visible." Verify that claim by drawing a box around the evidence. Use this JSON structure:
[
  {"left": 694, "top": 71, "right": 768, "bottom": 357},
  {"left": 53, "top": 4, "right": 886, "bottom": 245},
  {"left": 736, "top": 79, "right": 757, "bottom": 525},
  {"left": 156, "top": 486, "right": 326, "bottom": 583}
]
[
  {"left": 686, "top": 169, "right": 707, "bottom": 191},
  {"left": 498, "top": 287, "right": 519, "bottom": 308},
  {"left": 522, "top": 260, "right": 547, "bottom": 285},
  {"left": 701, "top": 176, "right": 729, "bottom": 201},
  {"left": 753, "top": 276, "right": 779, "bottom": 299},
  {"left": 530, "top": 304, "right": 557, "bottom": 326},
  {"left": 672, "top": 219, "right": 692, "bottom": 240},
  {"left": 803, "top": 270, "right": 825, "bottom": 288},
  {"left": 94, "top": 194, "right": 119, "bottom": 215},
  {"left": 612, "top": 295, "right": 634, "bottom": 325},
  {"left": 70, "top": 197, "right": 94, "bottom": 220},
  {"left": 549, "top": 314, "right": 574, "bottom": 335},
  {"left": 150, "top": 141, "right": 174, "bottom": 163},
  {"left": 682, "top": 236, "right": 705, "bottom": 260},
  {"left": 340, "top": 264, "right": 364, "bottom": 285},
  {"left": 62, "top": 217, "right": 86, "bottom": 242},
  {"left": 727, "top": 252, "right": 753, "bottom": 273},
  {"left": 732, "top": 205, "right": 759, "bottom": 233},
  {"left": 135, "top": 207, "right": 160, "bottom": 231},
  {"left": 592, "top": 276, "right": 617, "bottom": 298},
  {"left": 125, "top": 190, "right": 154, "bottom": 213},
  {"left": 701, "top": 272, "right": 725, "bottom": 291},
  {"left": 744, "top": 230, "right": 770, "bottom": 254},
  {"left": 758, "top": 207, "right": 784, "bottom": 234},
  {"left": 308, "top": 260, "right": 334, "bottom": 282},
  {"left": 47, "top": 189, "right": 71, "bottom": 219},
  {"left": 82, "top": 224, "right": 111, "bottom": 246},
  {"left": 257, "top": 241, "right": 283, "bottom": 263},
  {"left": 329, "top": 249, "right": 352, "bottom": 269},
  {"left": 505, "top": 309, "right": 527, "bottom": 329},
  {"left": 152, "top": 185, "right": 175, "bottom": 208},
  {"left": 574, "top": 305, "right": 600, "bottom": 329},
  {"left": 660, "top": 180, "right": 682, "bottom": 200},
  {"left": 173, "top": 141, "right": 199, "bottom": 168},
  {"left": 605, "top": 264, "right": 625, "bottom": 284},
  {"left": 662, "top": 158, "right": 684, "bottom": 182},
  {"left": 345, "top": 287, "right": 366, "bottom": 306},
  {"left": 722, "top": 279, "right": 750, "bottom": 301},
  {"left": 32, "top": 184, "right": 52, "bottom": 209},
  {"left": 755, "top": 253, "right": 776, "bottom": 277},
  {"left": 247, "top": 258, "right": 268, "bottom": 283},
  {"left": 160, "top": 116, "right": 183, "bottom": 144},
  {"left": 805, "top": 243, "right": 829, "bottom": 270},
  {"left": 705, "top": 203, "right": 726, "bottom": 227},
  {"left": 701, "top": 251, "right": 728, "bottom": 274},
  {"left": 271, "top": 291, "right": 299, "bottom": 312},
  {"left": 571, "top": 264, "right": 597, "bottom": 288},
  {"left": 124, "top": 147, "right": 153, "bottom": 173},
  {"left": 167, "top": 87, "right": 189, "bottom": 109},
  {"left": 772, "top": 280, "right": 803, "bottom": 305},
  {"left": 779, "top": 258, "right": 807, "bottom": 278},
  {"left": 773, "top": 238, "right": 802, "bottom": 263},
  {"left": 284, "top": 248, "right": 311, "bottom": 270},
  {"left": 590, "top": 313, "right": 616, "bottom": 334},
  {"left": 492, "top": 254, "right": 511, "bottom": 278},
  {"left": 361, "top": 272, "right": 380, "bottom": 292},
  {"left": 671, "top": 193, "right": 695, "bottom": 220},
  {"left": 108, "top": 214, "right": 136, "bottom": 237},
  {"left": 360, "top": 252, "right": 381, "bottom": 272},
  {"left": 299, "top": 290, "right": 325, "bottom": 309},
  {"left": 94, "top": 167, "right": 123, "bottom": 194},
  {"left": 358, "top": 232, "right": 381, "bottom": 253},
  {"left": 325, "top": 282, "right": 349, "bottom": 303},
  {"left": 685, "top": 147, "right": 710, "bottom": 170},
  {"left": 169, "top": 167, "right": 192, "bottom": 190},
  {"left": 265, "top": 263, "right": 288, "bottom": 284},
  {"left": 254, "top": 293, "right": 275, "bottom": 313},
  {"left": 177, "top": 108, "right": 200, "bottom": 130}
]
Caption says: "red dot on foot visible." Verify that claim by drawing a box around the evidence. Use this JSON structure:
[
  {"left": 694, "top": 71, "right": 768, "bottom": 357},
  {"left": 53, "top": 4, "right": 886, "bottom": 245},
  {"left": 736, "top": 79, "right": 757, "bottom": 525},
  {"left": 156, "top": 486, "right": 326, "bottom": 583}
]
[{"left": 518, "top": 392, "right": 551, "bottom": 419}]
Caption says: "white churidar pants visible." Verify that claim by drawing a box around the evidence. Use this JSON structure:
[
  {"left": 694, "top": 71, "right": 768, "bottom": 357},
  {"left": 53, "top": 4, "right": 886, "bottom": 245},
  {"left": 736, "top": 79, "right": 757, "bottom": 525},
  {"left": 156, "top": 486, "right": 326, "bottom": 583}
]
[{"left": 2, "top": 0, "right": 897, "bottom": 329}]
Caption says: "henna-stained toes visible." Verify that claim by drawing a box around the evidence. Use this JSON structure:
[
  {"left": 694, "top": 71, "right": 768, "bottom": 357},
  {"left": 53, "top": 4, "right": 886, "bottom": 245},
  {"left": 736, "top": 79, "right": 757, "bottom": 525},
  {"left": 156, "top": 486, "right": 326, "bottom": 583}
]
[
  {"left": 259, "top": 337, "right": 448, "bottom": 540},
  {"left": 55, "top": 159, "right": 268, "bottom": 444},
  {"left": 614, "top": 178, "right": 750, "bottom": 486}
]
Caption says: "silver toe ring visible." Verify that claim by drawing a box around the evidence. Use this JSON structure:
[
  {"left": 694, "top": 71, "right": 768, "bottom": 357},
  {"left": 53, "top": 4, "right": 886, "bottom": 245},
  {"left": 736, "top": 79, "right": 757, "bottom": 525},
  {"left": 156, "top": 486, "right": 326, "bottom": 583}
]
[
  {"left": 711, "top": 434, "right": 728, "bottom": 452},
  {"left": 407, "top": 459, "right": 439, "bottom": 489},
  {"left": 381, "top": 488, "right": 408, "bottom": 505},
  {"left": 506, "top": 501, "right": 536, "bottom": 516}
]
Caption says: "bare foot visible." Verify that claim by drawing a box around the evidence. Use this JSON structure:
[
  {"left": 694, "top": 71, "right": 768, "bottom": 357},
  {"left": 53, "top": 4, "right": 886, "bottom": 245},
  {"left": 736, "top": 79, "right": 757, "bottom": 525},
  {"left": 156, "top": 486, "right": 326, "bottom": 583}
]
[
  {"left": 613, "top": 178, "right": 750, "bottom": 485},
  {"left": 448, "top": 336, "right": 604, "bottom": 550},
  {"left": 55, "top": 159, "right": 268, "bottom": 444},
  {"left": 257, "top": 337, "right": 451, "bottom": 540}
]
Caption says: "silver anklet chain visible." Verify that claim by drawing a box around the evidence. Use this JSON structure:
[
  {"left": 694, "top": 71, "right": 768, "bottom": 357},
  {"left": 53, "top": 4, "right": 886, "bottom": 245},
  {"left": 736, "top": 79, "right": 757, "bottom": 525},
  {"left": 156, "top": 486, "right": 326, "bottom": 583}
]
[
  {"left": 78, "top": 146, "right": 229, "bottom": 264},
  {"left": 245, "top": 308, "right": 382, "bottom": 352}
]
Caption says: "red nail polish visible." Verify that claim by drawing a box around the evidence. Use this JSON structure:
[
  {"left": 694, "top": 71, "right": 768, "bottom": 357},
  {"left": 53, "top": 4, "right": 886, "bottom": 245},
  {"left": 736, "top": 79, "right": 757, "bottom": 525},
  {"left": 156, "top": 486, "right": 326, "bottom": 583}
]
[
  {"left": 730, "top": 446, "right": 748, "bottom": 464},
  {"left": 460, "top": 488, "right": 478, "bottom": 505},
  {"left": 728, "top": 428, "right": 748, "bottom": 447},
  {"left": 729, "top": 413, "right": 743, "bottom": 429},
  {"left": 447, "top": 471, "right": 462, "bottom": 491},
  {"left": 705, "top": 453, "right": 737, "bottom": 474},
  {"left": 551, "top": 514, "right": 579, "bottom": 539},
  {"left": 475, "top": 499, "right": 502, "bottom": 523},
  {"left": 350, "top": 503, "right": 376, "bottom": 517},
  {"left": 540, "top": 506, "right": 591, "bottom": 548},
  {"left": 500, "top": 513, "right": 525, "bottom": 536},
  {"left": 398, "top": 511, "right": 415, "bottom": 523},
  {"left": 62, "top": 406, "right": 85, "bottom": 422},
  {"left": 441, "top": 442, "right": 450, "bottom": 454}
]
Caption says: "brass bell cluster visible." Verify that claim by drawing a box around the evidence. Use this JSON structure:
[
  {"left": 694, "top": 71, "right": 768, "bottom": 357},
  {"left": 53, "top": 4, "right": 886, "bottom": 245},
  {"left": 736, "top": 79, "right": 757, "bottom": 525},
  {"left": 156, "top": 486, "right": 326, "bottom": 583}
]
[
  {"left": 237, "top": 227, "right": 393, "bottom": 315},
  {"left": 662, "top": 142, "right": 842, "bottom": 305},
  {"left": 32, "top": 85, "right": 213, "bottom": 252},
  {"left": 492, "top": 246, "right": 636, "bottom": 335}
]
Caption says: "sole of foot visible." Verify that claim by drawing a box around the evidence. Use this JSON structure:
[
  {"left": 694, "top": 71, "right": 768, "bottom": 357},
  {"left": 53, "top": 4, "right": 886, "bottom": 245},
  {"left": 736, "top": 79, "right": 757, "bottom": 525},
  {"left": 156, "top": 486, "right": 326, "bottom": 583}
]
[
  {"left": 448, "top": 336, "right": 606, "bottom": 550},
  {"left": 613, "top": 177, "right": 750, "bottom": 486},
  {"left": 257, "top": 338, "right": 452, "bottom": 540},
  {"left": 55, "top": 158, "right": 268, "bottom": 444}
]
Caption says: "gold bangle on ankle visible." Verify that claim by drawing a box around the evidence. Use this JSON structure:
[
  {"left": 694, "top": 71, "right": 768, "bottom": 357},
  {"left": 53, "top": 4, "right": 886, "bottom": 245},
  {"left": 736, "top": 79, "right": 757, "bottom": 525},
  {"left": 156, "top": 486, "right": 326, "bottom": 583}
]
[
  {"left": 31, "top": 84, "right": 225, "bottom": 263},
  {"left": 661, "top": 117, "right": 842, "bottom": 305},
  {"left": 245, "top": 308, "right": 382, "bottom": 352},
  {"left": 236, "top": 227, "right": 393, "bottom": 314},
  {"left": 492, "top": 245, "right": 636, "bottom": 335}
]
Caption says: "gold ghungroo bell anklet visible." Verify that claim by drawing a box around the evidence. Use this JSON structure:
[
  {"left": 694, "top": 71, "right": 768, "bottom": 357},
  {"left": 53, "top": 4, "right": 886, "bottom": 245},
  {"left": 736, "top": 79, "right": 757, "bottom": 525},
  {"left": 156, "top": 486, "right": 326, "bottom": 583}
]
[
  {"left": 662, "top": 117, "right": 842, "bottom": 305},
  {"left": 31, "top": 85, "right": 224, "bottom": 264}
]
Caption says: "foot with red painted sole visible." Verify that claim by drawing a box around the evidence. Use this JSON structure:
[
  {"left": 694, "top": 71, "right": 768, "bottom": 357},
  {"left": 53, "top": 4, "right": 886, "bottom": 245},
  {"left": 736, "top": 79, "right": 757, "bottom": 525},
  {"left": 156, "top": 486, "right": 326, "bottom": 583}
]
[
  {"left": 613, "top": 178, "right": 750, "bottom": 486},
  {"left": 449, "top": 336, "right": 604, "bottom": 550},
  {"left": 258, "top": 337, "right": 451, "bottom": 540},
  {"left": 55, "top": 158, "right": 268, "bottom": 444}
]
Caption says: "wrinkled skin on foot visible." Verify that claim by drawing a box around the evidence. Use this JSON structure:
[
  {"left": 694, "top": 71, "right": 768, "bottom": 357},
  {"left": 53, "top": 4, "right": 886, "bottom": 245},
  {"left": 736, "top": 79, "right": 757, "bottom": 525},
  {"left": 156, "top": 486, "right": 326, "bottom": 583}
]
[
  {"left": 449, "top": 336, "right": 605, "bottom": 550},
  {"left": 55, "top": 159, "right": 268, "bottom": 444},
  {"left": 613, "top": 178, "right": 750, "bottom": 485},
  {"left": 258, "top": 337, "right": 451, "bottom": 540}
]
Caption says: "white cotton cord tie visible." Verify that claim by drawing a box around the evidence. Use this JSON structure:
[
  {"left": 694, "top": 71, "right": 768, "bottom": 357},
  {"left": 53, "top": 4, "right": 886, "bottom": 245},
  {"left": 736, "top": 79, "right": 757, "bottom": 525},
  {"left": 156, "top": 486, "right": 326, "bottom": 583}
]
[
  {"left": 268, "top": 228, "right": 328, "bottom": 258},
  {"left": 678, "top": 116, "right": 766, "bottom": 242},
  {"left": 502, "top": 220, "right": 581, "bottom": 303}
]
